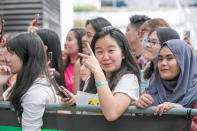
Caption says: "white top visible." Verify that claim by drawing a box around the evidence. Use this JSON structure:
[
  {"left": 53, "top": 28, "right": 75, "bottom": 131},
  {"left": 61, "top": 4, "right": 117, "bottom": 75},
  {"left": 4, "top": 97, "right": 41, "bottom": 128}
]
[
  {"left": 77, "top": 73, "right": 139, "bottom": 115},
  {"left": 3, "top": 77, "right": 60, "bottom": 131},
  {"left": 112, "top": 74, "right": 139, "bottom": 104},
  {"left": 81, "top": 73, "right": 139, "bottom": 103}
]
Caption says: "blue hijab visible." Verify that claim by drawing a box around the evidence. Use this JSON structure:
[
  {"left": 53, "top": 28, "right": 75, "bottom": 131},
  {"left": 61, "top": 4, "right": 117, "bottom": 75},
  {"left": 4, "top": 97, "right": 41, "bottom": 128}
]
[{"left": 147, "top": 39, "right": 197, "bottom": 108}]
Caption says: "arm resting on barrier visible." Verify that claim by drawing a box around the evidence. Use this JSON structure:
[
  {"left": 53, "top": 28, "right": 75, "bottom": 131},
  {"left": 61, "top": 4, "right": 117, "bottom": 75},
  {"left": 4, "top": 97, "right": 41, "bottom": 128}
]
[{"left": 78, "top": 42, "right": 137, "bottom": 121}]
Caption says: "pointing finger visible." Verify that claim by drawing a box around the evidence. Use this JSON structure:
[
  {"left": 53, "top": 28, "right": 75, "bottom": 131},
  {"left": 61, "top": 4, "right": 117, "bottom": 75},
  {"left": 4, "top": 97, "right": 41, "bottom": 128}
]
[
  {"left": 78, "top": 53, "right": 89, "bottom": 58},
  {"left": 85, "top": 42, "right": 94, "bottom": 56}
]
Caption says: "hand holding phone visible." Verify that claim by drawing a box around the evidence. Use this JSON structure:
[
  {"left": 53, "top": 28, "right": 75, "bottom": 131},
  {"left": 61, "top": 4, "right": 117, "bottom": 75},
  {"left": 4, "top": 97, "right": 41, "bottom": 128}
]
[
  {"left": 56, "top": 85, "right": 76, "bottom": 106},
  {"left": 56, "top": 84, "right": 69, "bottom": 98},
  {"left": 32, "top": 13, "right": 39, "bottom": 27},
  {"left": 28, "top": 13, "right": 39, "bottom": 33}
]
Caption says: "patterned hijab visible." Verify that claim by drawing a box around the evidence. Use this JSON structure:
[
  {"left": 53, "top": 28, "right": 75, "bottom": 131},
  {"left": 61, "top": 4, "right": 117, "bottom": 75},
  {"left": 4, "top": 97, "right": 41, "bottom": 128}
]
[{"left": 147, "top": 39, "right": 197, "bottom": 108}]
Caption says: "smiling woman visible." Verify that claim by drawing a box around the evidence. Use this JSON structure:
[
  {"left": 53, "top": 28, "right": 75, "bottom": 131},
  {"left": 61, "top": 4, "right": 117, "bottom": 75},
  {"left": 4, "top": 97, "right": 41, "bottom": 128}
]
[
  {"left": 136, "top": 39, "right": 197, "bottom": 130},
  {"left": 77, "top": 26, "right": 140, "bottom": 121},
  {"left": 158, "top": 46, "right": 180, "bottom": 80},
  {"left": 61, "top": 28, "right": 85, "bottom": 93}
]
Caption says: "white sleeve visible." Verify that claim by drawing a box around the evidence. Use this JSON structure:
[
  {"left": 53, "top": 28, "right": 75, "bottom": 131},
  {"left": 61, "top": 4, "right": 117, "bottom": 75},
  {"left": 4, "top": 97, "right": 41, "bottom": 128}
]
[
  {"left": 21, "top": 89, "right": 50, "bottom": 131},
  {"left": 113, "top": 74, "right": 139, "bottom": 103}
]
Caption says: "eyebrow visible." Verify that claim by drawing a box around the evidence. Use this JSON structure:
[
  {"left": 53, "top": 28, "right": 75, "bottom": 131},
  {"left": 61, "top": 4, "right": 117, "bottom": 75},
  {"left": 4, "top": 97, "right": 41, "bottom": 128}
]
[
  {"left": 166, "top": 54, "right": 174, "bottom": 57},
  {"left": 149, "top": 38, "right": 158, "bottom": 41},
  {"left": 95, "top": 46, "right": 101, "bottom": 50},
  {"left": 159, "top": 54, "right": 174, "bottom": 57},
  {"left": 87, "top": 32, "right": 93, "bottom": 35},
  {"left": 95, "top": 45, "right": 116, "bottom": 50}
]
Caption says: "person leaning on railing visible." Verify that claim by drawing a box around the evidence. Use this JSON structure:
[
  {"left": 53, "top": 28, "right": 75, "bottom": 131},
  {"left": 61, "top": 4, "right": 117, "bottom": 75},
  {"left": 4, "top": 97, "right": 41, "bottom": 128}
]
[
  {"left": 135, "top": 39, "right": 197, "bottom": 131},
  {"left": 59, "top": 27, "right": 141, "bottom": 121}
]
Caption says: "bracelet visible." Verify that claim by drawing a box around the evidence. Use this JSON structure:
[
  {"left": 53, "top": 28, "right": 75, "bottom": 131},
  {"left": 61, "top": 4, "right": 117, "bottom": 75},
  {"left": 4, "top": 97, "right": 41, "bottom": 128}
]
[{"left": 95, "top": 80, "right": 108, "bottom": 88}]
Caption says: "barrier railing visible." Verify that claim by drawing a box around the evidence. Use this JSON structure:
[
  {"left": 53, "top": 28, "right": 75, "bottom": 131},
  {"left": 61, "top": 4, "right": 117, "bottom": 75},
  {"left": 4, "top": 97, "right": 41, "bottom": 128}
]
[
  {"left": 1, "top": 101, "right": 197, "bottom": 116},
  {"left": 0, "top": 101, "right": 196, "bottom": 131}
]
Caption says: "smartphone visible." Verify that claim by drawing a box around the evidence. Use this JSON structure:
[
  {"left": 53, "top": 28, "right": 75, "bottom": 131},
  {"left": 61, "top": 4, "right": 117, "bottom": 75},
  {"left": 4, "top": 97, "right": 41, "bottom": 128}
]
[
  {"left": 55, "top": 83, "right": 69, "bottom": 98},
  {"left": 32, "top": 13, "right": 39, "bottom": 27},
  {"left": 48, "top": 52, "right": 53, "bottom": 67},
  {"left": 183, "top": 30, "right": 190, "bottom": 40},
  {"left": 55, "top": 83, "right": 76, "bottom": 106}
]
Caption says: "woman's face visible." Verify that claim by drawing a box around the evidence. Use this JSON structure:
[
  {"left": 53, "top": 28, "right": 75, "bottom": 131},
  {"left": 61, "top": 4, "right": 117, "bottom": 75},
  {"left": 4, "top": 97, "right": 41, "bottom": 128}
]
[
  {"left": 158, "top": 46, "right": 180, "bottom": 80},
  {"left": 80, "top": 57, "right": 91, "bottom": 81},
  {"left": 64, "top": 31, "right": 79, "bottom": 55},
  {"left": 6, "top": 50, "right": 23, "bottom": 74},
  {"left": 81, "top": 24, "right": 96, "bottom": 52},
  {"left": 95, "top": 35, "right": 124, "bottom": 78},
  {"left": 143, "top": 31, "right": 161, "bottom": 61}
]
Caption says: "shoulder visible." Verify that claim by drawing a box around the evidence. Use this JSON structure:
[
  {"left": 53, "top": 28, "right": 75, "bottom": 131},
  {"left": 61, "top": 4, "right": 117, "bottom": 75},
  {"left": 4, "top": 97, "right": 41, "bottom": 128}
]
[
  {"left": 117, "top": 74, "right": 139, "bottom": 86},
  {"left": 21, "top": 77, "right": 58, "bottom": 104},
  {"left": 113, "top": 74, "right": 139, "bottom": 102}
]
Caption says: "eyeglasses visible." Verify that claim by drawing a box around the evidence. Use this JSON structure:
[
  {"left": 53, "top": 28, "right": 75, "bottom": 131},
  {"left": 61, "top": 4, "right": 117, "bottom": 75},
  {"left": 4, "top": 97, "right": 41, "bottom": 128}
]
[
  {"left": 140, "top": 30, "right": 146, "bottom": 37},
  {"left": 142, "top": 37, "right": 161, "bottom": 48}
]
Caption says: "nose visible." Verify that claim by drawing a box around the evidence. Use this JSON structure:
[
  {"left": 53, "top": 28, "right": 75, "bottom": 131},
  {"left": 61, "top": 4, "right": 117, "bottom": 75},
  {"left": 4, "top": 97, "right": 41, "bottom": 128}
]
[
  {"left": 80, "top": 64, "right": 86, "bottom": 72},
  {"left": 160, "top": 59, "right": 167, "bottom": 66},
  {"left": 103, "top": 52, "right": 109, "bottom": 60},
  {"left": 82, "top": 35, "right": 86, "bottom": 42},
  {"left": 64, "top": 41, "right": 68, "bottom": 48}
]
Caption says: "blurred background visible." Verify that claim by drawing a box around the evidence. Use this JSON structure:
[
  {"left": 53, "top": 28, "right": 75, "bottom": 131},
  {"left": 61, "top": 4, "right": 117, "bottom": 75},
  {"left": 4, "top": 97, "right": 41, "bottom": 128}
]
[{"left": 0, "top": 0, "right": 197, "bottom": 49}]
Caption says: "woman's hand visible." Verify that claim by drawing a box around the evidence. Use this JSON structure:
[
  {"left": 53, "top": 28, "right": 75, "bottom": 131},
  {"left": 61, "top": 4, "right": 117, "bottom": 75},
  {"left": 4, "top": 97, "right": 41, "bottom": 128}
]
[
  {"left": 48, "top": 68, "right": 55, "bottom": 79},
  {"left": 27, "top": 14, "right": 39, "bottom": 33},
  {"left": 143, "top": 45, "right": 156, "bottom": 61},
  {"left": 78, "top": 42, "right": 103, "bottom": 74},
  {"left": 154, "top": 102, "right": 183, "bottom": 116},
  {"left": 57, "top": 86, "right": 77, "bottom": 106},
  {"left": 184, "top": 37, "right": 194, "bottom": 51},
  {"left": 27, "top": 26, "right": 38, "bottom": 33},
  {"left": 0, "top": 65, "right": 12, "bottom": 86},
  {"left": 135, "top": 94, "right": 154, "bottom": 109}
]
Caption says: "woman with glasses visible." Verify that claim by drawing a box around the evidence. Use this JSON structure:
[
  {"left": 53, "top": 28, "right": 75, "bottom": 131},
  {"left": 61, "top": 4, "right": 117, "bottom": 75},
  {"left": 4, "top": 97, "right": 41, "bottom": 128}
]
[
  {"left": 140, "top": 18, "right": 170, "bottom": 40},
  {"left": 142, "top": 27, "right": 180, "bottom": 80}
]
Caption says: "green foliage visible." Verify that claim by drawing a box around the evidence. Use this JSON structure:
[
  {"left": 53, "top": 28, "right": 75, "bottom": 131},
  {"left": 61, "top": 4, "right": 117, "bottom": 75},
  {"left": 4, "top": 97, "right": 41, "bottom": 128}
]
[
  {"left": 74, "top": 19, "right": 86, "bottom": 27},
  {"left": 74, "top": 6, "right": 98, "bottom": 12}
]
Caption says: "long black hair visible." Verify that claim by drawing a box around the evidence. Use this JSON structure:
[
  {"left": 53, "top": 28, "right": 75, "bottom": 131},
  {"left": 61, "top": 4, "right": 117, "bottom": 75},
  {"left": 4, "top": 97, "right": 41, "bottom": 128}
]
[
  {"left": 85, "top": 26, "right": 140, "bottom": 93},
  {"left": 37, "top": 29, "right": 62, "bottom": 72},
  {"left": 60, "top": 28, "right": 85, "bottom": 87},
  {"left": 7, "top": 32, "right": 51, "bottom": 118}
]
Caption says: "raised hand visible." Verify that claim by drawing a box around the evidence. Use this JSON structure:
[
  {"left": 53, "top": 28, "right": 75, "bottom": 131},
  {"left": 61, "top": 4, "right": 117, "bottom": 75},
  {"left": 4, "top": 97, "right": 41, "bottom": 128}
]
[
  {"left": 0, "top": 65, "right": 12, "bottom": 87},
  {"left": 78, "top": 42, "right": 103, "bottom": 74},
  {"left": 27, "top": 14, "right": 39, "bottom": 33}
]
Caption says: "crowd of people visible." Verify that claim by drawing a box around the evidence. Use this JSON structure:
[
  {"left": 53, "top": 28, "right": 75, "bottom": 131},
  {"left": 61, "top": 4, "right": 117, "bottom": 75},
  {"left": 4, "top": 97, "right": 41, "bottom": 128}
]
[{"left": 0, "top": 14, "right": 197, "bottom": 131}]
